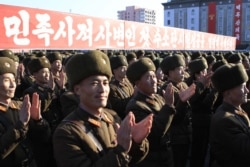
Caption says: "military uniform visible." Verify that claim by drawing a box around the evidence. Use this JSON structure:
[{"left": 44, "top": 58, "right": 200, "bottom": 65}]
[
  {"left": 161, "top": 81, "right": 192, "bottom": 167},
  {"left": 125, "top": 91, "right": 175, "bottom": 167},
  {"left": 187, "top": 57, "right": 218, "bottom": 167},
  {"left": 160, "top": 54, "right": 193, "bottom": 167},
  {"left": 23, "top": 84, "right": 58, "bottom": 167},
  {"left": 210, "top": 103, "right": 250, "bottom": 167},
  {"left": 0, "top": 101, "right": 51, "bottom": 167},
  {"left": 53, "top": 107, "right": 149, "bottom": 167},
  {"left": 210, "top": 63, "right": 250, "bottom": 167},
  {"left": 60, "top": 90, "right": 79, "bottom": 118},
  {"left": 108, "top": 77, "right": 134, "bottom": 119},
  {"left": 23, "top": 84, "right": 61, "bottom": 133}
]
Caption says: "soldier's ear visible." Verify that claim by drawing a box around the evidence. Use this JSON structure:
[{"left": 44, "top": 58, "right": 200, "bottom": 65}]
[{"left": 73, "top": 84, "right": 81, "bottom": 96}]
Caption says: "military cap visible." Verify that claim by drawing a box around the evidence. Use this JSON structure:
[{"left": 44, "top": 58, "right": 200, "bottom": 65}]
[
  {"left": 226, "top": 53, "right": 242, "bottom": 64},
  {"left": 212, "top": 59, "right": 228, "bottom": 72},
  {"left": 47, "top": 51, "right": 63, "bottom": 64},
  {"left": 160, "top": 54, "right": 185, "bottom": 74},
  {"left": 188, "top": 57, "right": 208, "bottom": 74},
  {"left": 65, "top": 50, "right": 112, "bottom": 89},
  {"left": 153, "top": 57, "right": 163, "bottom": 69},
  {"left": 0, "top": 49, "right": 19, "bottom": 62},
  {"left": 110, "top": 55, "right": 128, "bottom": 70},
  {"left": 144, "top": 52, "right": 156, "bottom": 61},
  {"left": 0, "top": 57, "right": 17, "bottom": 77},
  {"left": 205, "top": 55, "right": 216, "bottom": 65},
  {"left": 126, "top": 57, "right": 156, "bottom": 85},
  {"left": 126, "top": 52, "right": 137, "bottom": 63},
  {"left": 190, "top": 51, "right": 202, "bottom": 60},
  {"left": 211, "top": 63, "right": 248, "bottom": 93},
  {"left": 28, "top": 57, "right": 51, "bottom": 75}
]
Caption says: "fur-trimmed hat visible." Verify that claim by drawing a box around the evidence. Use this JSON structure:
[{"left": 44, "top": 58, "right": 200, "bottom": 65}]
[
  {"left": 28, "top": 57, "right": 51, "bottom": 75},
  {"left": 126, "top": 52, "right": 137, "bottom": 63},
  {"left": 188, "top": 57, "right": 208, "bottom": 74},
  {"left": 153, "top": 57, "right": 163, "bottom": 69},
  {"left": 110, "top": 55, "right": 128, "bottom": 70},
  {"left": 205, "top": 55, "right": 216, "bottom": 65},
  {"left": 126, "top": 57, "right": 155, "bottom": 85},
  {"left": 160, "top": 54, "right": 185, "bottom": 74},
  {"left": 226, "top": 53, "right": 242, "bottom": 64},
  {"left": 65, "top": 50, "right": 112, "bottom": 89},
  {"left": 47, "top": 51, "right": 62, "bottom": 63},
  {"left": 211, "top": 63, "right": 248, "bottom": 93},
  {"left": 0, "top": 57, "right": 17, "bottom": 76},
  {"left": 0, "top": 49, "right": 19, "bottom": 62},
  {"left": 212, "top": 59, "right": 228, "bottom": 72}
]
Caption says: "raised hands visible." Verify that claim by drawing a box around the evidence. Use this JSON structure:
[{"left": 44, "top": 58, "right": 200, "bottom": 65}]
[
  {"left": 19, "top": 94, "right": 31, "bottom": 126},
  {"left": 179, "top": 83, "right": 196, "bottom": 102},
  {"left": 19, "top": 93, "right": 42, "bottom": 125},
  {"left": 115, "top": 112, "right": 133, "bottom": 153},
  {"left": 115, "top": 112, "right": 153, "bottom": 153},
  {"left": 55, "top": 70, "right": 66, "bottom": 89},
  {"left": 162, "top": 82, "right": 175, "bottom": 106},
  {"left": 131, "top": 113, "right": 153, "bottom": 144},
  {"left": 48, "top": 71, "right": 55, "bottom": 90},
  {"left": 197, "top": 71, "right": 213, "bottom": 88},
  {"left": 30, "top": 92, "right": 42, "bottom": 121}
]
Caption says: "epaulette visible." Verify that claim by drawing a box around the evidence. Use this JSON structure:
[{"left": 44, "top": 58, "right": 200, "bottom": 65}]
[
  {"left": 102, "top": 112, "right": 113, "bottom": 124},
  {"left": 9, "top": 101, "right": 21, "bottom": 110},
  {"left": 87, "top": 118, "right": 101, "bottom": 127},
  {"left": 0, "top": 103, "right": 7, "bottom": 112}
]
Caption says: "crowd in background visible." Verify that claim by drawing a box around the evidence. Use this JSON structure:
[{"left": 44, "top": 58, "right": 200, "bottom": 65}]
[{"left": 0, "top": 48, "right": 250, "bottom": 167}]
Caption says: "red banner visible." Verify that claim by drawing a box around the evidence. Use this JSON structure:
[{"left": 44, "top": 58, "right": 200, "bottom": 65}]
[
  {"left": 208, "top": 2, "right": 216, "bottom": 34},
  {"left": 0, "top": 4, "right": 236, "bottom": 51},
  {"left": 234, "top": 0, "right": 242, "bottom": 44}
]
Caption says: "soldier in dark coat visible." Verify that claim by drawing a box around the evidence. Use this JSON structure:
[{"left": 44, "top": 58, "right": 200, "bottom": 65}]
[
  {"left": 187, "top": 57, "right": 218, "bottom": 167},
  {"left": 160, "top": 54, "right": 196, "bottom": 167},
  {"left": 125, "top": 57, "right": 194, "bottom": 167},
  {"left": 0, "top": 57, "right": 51, "bottom": 167},
  {"left": 53, "top": 50, "right": 153, "bottom": 167},
  {"left": 108, "top": 54, "right": 134, "bottom": 119},
  {"left": 210, "top": 63, "right": 250, "bottom": 167},
  {"left": 23, "top": 57, "right": 59, "bottom": 166}
]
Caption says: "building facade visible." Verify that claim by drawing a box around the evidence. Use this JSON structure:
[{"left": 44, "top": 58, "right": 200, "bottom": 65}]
[
  {"left": 162, "top": 0, "right": 250, "bottom": 48},
  {"left": 117, "top": 6, "right": 156, "bottom": 25}
]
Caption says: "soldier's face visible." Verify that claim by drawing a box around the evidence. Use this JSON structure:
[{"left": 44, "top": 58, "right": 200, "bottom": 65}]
[
  {"left": 168, "top": 66, "right": 185, "bottom": 83},
  {"left": 225, "top": 83, "right": 249, "bottom": 106},
  {"left": 51, "top": 60, "right": 62, "bottom": 72},
  {"left": 113, "top": 66, "right": 127, "bottom": 81},
  {"left": 33, "top": 68, "right": 50, "bottom": 84},
  {"left": 136, "top": 71, "right": 157, "bottom": 96},
  {"left": 74, "top": 75, "right": 110, "bottom": 112},
  {"left": 0, "top": 73, "right": 16, "bottom": 100}
]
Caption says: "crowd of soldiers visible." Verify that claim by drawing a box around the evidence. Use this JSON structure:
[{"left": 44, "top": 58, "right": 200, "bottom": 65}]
[{"left": 0, "top": 48, "right": 250, "bottom": 167}]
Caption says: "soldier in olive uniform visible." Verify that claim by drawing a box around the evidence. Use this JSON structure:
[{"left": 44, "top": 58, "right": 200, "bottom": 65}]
[
  {"left": 53, "top": 50, "right": 153, "bottom": 167},
  {"left": 0, "top": 57, "right": 51, "bottom": 167},
  {"left": 210, "top": 63, "right": 250, "bottom": 167},
  {"left": 23, "top": 57, "right": 58, "bottom": 167},
  {"left": 108, "top": 54, "right": 134, "bottom": 119},
  {"left": 187, "top": 57, "right": 218, "bottom": 167},
  {"left": 160, "top": 54, "right": 196, "bottom": 167},
  {"left": 125, "top": 57, "right": 194, "bottom": 167}
]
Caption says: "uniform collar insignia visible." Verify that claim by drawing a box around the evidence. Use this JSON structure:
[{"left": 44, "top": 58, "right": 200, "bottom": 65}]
[
  {"left": 101, "top": 113, "right": 113, "bottom": 124},
  {"left": 88, "top": 118, "right": 101, "bottom": 127},
  {"left": 9, "top": 102, "right": 18, "bottom": 109},
  {"left": 0, "top": 102, "right": 7, "bottom": 112}
]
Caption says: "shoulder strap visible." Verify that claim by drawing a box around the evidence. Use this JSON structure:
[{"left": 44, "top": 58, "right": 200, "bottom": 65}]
[{"left": 63, "top": 120, "right": 104, "bottom": 152}]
